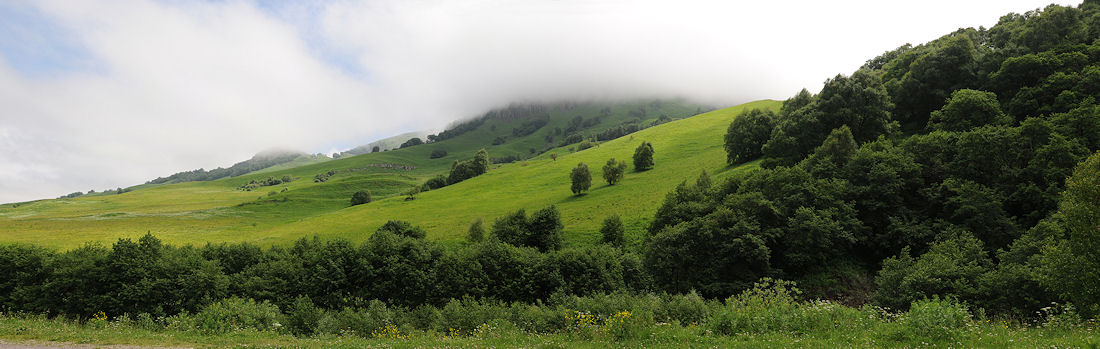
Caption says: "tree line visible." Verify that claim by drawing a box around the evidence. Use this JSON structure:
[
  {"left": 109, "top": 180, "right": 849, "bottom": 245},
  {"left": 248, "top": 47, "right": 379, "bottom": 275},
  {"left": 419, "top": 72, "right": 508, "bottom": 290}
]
[{"left": 706, "top": 1, "right": 1100, "bottom": 318}]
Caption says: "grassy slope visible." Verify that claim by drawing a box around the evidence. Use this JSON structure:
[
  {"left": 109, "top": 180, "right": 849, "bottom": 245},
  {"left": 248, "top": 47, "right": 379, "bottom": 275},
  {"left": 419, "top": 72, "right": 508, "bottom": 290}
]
[
  {"left": 0, "top": 99, "right": 765, "bottom": 249},
  {"left": 266, "top": 100, "right": 779, "bottom": 248}
]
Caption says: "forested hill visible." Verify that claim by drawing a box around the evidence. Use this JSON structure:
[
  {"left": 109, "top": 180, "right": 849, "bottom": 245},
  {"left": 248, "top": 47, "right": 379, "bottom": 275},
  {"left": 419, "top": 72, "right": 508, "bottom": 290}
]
[{"left": 656, "top": 1, "right": 1100, "bottom": 317}]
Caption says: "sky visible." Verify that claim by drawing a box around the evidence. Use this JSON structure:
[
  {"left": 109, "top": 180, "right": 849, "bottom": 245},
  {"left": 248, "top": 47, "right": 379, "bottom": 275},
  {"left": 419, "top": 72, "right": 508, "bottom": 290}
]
[{"left": 0, "top": 0, "right": 1080, "bottom": 203}]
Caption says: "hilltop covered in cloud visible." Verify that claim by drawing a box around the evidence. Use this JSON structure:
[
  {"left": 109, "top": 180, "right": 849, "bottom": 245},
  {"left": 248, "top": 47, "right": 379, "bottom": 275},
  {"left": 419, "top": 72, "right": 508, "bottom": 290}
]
[{"left": 0, "top": 0, "right": 1076, "bottom": 203}]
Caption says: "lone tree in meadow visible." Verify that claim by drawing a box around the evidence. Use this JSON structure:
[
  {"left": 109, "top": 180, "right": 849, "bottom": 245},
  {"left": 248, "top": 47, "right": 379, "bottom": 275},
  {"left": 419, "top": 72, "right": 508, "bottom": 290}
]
[
  {"left": 602, "top": 158, "right": 627, "bottom": 185},
  {"left": 571, "top": 162, "right": 592, "bottom": 195},
  {"left": 633, "top": 141, "right": 655, "bottom": 171},
  {"left": 350, "top": 190, "right": 372, "bottom": 206}
]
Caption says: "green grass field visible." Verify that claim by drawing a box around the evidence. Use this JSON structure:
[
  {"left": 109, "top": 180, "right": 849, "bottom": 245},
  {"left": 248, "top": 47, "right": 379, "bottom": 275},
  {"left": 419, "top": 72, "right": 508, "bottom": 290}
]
[
  {"left": 0, "top": 99, "right": 771, "bottom": 249},
  {"left": 0, "top": 310, "right": 1095, "bottom": 348}
]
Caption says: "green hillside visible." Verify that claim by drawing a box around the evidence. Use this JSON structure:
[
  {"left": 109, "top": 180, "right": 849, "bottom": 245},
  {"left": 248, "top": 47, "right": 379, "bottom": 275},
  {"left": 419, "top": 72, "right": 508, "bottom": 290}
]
[{"left": 0, "top": 98, "right": 735, "bottom": 249}]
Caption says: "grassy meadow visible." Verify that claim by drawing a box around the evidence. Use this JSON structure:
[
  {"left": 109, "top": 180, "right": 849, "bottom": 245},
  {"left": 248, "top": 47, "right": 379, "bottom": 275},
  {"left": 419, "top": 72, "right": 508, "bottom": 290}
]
[{"left": 0, "top": 99, "right": 734, "bottom": 249}]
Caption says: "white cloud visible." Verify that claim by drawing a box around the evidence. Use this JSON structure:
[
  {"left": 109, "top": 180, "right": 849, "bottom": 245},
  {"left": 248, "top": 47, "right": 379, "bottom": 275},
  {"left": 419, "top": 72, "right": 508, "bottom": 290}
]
[{"left": 0, "top": 0, "right": 1079, "bottom": 203}]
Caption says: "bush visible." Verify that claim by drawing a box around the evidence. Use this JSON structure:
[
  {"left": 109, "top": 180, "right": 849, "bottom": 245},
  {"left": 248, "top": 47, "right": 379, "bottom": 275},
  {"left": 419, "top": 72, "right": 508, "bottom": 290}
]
[
  {"left": 376, "top": 220, "right": 427, "bottom": 239},
  {"left": 577, "top": 140, "right": 597, "bottom": 151},
  {"left": 424, "top": 175, "right": 448, "bottom": 190},
  {"left": 283, "top": 295, "right": 323, "bottom": 336},
  {"left": 317, "top": 300, "right": 395, "bottom": 337},
  {"left": 350, "top": 190, "right": 372, "bottom": 206},
  {"left": 705, "top": 278, "right": 871, "bottom": 336},
  {"left": 400, "top": 137, "right": 423, "bottom": 148},
  {"left": 894, "top": 297, "right": 972, "bottom": 341},
  {"left": 193, "top": 297, "right": 281, "bottom": 334},
  {"left": 429, "top": 149, "right": 448, "bottom": 159}
]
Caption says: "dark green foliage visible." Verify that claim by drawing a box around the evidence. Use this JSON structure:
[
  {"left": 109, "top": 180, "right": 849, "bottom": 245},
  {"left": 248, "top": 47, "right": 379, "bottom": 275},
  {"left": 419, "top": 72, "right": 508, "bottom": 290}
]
[
  {"left": 874, "top": 234, "right": 992, "bottom": 311},
  {"left": 512, "top": 118, "right": 548, "bottom": 137},
  {"left": 570, "top": 163, "right": 591, "bottom": 195},
  {"left": 559, "top": 133, "right": 584, "bottom": 147},
  {"left": 427, "top": 114, "right": 487, "bottom": 142},
  {"left": 399, "top": 137, "right": 424, "bottom": 148},
  {"left": 467, "top": 219, "right": 485, "bottom": 242},
  {"left": 926, "top": 178, "right": 1019, "bottom": 250},
  {"left": 762, "top": 71, "right": 893, "bottom": 166},
  {"left": 238, "top": 176, "right": 292, "bottom": 191},
  {"left": 194, "top": 297, "right": 281, "bottom": 334},
  {"left": 376, "top": 220, "right": 427, "bottom": 239},
  {"left": 1041, "top": 151, "right": 1100, "bottom": 316},
  {"left": 446, "top": 149, "right": 490, "bottom": 185},
  {"left": 890, "top": 34, "right": 979, "bottom": 125},
  {"left": 423, "top": 175, "right": 448, "bottom": 190},
  {"left": 472, "top": 149, "right": 490, "bottom": 175},
  {"left": 429, "top": 149, "right": 448, "bottom": 159},
  {"left": 576, "top": 140, "right": 597, "bottom": 151},
  {"left": 284, "top": 295, "right": 324, "bottom": 336},
  {"left": 147, "top": 151, "right": 302, "bottom": 185},
  {"left": 490, "top": 206, "right": 564, "bottom": 252},
  {"left": 371, "top": 146, "right": 380, "bottom": 153},
  {"left": 632, "top": 141, "right": 654, "bottom": 171},
  {"left": 492, "top": 137, "right": 506, "bottom": 145},
  {"left": 595, "top": 122, "right": 642, "bottom": 141},
  {"left": 599, "top": 215, "right": 624, "bottom": 247},
  {"left": 448, "top": 161, "right": 478, "bottom": 185},
  {"left": 602, "top": 158, "right": 626, "bottom": 185},
  {"left": 799, "top": 126, "right": 858, "bottom": 178},
  {"left": 350, "top": 190, "right": 371, "bottom": 206},
  {"left": 313, "top": 170, "right": 337, "bottom": 183},
  {"left": 490, "top": 155, "right": 523, "bottom": 164},
  {"left": 927, "top": 89, "right": 1011, "bottom": 131},
  {"left": 724, "top": 109, "right": 776, "bottom": 164}
]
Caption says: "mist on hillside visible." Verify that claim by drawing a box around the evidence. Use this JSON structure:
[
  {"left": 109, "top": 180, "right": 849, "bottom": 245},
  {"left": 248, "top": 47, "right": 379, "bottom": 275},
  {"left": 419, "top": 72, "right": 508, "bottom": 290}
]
[{"left": 0, "top": 0, "right": 1077, "bottom": 203}]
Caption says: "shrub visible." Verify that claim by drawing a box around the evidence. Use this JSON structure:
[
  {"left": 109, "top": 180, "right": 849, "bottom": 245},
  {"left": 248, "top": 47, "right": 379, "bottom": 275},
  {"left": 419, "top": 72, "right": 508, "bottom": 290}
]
[
  {"left": 705, "top": 278, "right": 871, "bottom": 336},
  {"left": 429, "top": 149, "right": 448, "bottom": 159},
  {"left": 658, "top": 291, "right": 710, "bottom": 325},
  {"left": 350, "top": 190, "right": 372, "bottom": 206},
  {"left": 283, "top": 295, "right": 323, "bottom": 336},
  {"left": 317, "top": 300, "right": 395, "bottom": 337},
  {"left": 577, "top": 140, "right": 597, "bottom": 151},
  {"left": 895, "top": 297, "right": 972, "bottom": 341},
  {"left": 400, "top": 137, "right": 423, "bottom": 148},
  {"left": 424, "top": 175, "right": 448, "bottom": 190},
  {"left": 193, "top": 297, "right": 281, "bottom": 334},
  {"left": 376, "top": 220, "right": 427, "bottom": 239}
]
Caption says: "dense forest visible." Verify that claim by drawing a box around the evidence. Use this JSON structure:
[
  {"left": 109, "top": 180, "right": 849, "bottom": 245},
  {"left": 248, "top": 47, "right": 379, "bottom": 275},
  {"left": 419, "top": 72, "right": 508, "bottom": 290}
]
[{"left": 1, "top": 1, "right": 1100, "bottom": 344}]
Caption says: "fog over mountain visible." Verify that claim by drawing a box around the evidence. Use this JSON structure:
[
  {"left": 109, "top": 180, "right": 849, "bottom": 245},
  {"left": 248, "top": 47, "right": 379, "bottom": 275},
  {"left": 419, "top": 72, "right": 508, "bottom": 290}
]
[{"left": 0, "top": 0, "right": 1075, "bottom": 203}]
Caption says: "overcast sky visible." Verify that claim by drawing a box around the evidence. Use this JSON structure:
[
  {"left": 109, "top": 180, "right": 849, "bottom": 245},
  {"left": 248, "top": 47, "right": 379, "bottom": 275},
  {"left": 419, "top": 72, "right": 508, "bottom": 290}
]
[{"left": 0, "top": 0, "right": 1080, "bottom": 203}]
